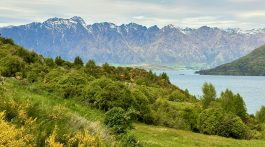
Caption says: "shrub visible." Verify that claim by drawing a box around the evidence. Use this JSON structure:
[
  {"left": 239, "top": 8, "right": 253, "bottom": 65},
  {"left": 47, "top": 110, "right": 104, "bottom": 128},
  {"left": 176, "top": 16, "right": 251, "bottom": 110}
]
[
  {"left": 120, "top": 133, "right": 140, "bottom": 147},
  {"left": 0, "top": 55, "right": 25, "bottom": 77},
  {"left": 27, "top": 71, "right": 39, "bottom": 83},
  {"left": 151, "top": 99, "right": 186, "bottom": 129},
  {"left": 256, "top": 106, "right": 265, "bottom": 123},
  {"left": 0, "top": 112, "right": 33, "bottom": 146},
  {"left": 220, "top": 114, "right": 248, "bottom": 139},
  {"left": 104, "top": 107, "right": 132, "bottom": 134},
  {"left": 83, "top": 77, "right": 134, "bottom": 111},
  {"left": 198, "top": 108, "right": 248, "bottom": 139},
  {"left": 168, "top": 91, "right": 186, "bottom": 102},
  {"left": 131, "top": 89, "right": 151, "bottom": 122},
  {"left": 2, "top": 38, "right": 15, "bottom": 45},
  {"left": 55, "top": 56, "right": 64, "bottom": 66},
  {"left": 45, "top": 58, "right": 56, "bottom": 67},
  {"left": 198, "top": 108, "right": 225, "bottom": 135}
]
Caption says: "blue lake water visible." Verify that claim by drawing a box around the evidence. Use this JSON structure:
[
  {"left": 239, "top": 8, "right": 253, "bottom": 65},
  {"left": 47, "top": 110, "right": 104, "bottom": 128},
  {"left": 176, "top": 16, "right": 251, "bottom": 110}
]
[{"left": 155, "top": 70, "right": 265, "bottom": 114}]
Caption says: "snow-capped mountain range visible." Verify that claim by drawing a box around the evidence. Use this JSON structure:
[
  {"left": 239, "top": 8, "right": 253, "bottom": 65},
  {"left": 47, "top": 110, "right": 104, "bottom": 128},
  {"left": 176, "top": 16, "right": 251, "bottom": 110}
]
[{"left": 1, "top": 16, "right": 265, "bottom": 67}]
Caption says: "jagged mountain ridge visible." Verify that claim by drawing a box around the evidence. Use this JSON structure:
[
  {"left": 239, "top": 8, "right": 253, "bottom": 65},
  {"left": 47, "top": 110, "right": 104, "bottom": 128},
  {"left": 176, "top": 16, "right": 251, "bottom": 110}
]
[{"left": 1, "top": 16, "right": 265, "bottom": 67}]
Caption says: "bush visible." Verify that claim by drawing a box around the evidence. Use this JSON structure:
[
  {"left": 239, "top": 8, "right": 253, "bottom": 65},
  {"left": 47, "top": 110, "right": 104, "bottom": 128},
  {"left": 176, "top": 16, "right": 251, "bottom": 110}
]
[
  {"left": 0, "top": 112, "right": 33, "bottom": 146},
  {"left": 0, "top": 55, "right": 25, "bottom": 77},
  {"left": 83, "top": 77, "right": 134, "bottom": 111},
  {"left": 131, "top": 89, "right": 151, "bottom": 122},
  {"left": 104, "top": 107, "right": 132, "bottom": 134},
  {"left": 2, "top": 38, "right": 15, "bottom": 45},
  {"left": 151, "top": 99, "right": 189, "bottom": 129},
  {"left": 45, "top": 58, "right": 56, "bottom": 67},
  {"left": 168, "top": 91, "right": 186, "bottom": 102},
  {"left": 55, "top": 56, "right": 64, "bottom": 66},
  {"left": 220, "top": 114, "right": 248, "bottom": 139},
  {"left": 197, "top": 108, "right": 223, "bottom": 135},
  {"left": 120, "top": 133, "right": 140, "bottom": 147},
  {"left": 198, "top": 108, "right": 248, "bottom": 139},
  {"left": 256, "top": 106, "right": 265, "bottom": 123}
]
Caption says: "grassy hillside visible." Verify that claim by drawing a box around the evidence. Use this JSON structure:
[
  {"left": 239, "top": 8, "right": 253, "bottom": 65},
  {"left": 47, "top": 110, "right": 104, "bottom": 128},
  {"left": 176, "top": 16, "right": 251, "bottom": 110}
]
[
  {"left": 132, "top": 123, "right": 265, "bottom": 147},
  {"left": 197, "top": 44, "right": 265, "bottom": 76},
  {"left": 1, "top": 37, "right": 265, "bottom": 146},
  {"left": 2, "top": 78, "right": 265, "bottom": 146},
  {"left": 0, "top": 78, "right": 116, "bottom": 146}
]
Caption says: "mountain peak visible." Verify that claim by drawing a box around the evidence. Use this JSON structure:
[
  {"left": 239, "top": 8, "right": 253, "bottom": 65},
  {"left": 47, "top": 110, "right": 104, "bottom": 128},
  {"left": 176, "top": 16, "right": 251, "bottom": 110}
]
[
  {"left": 164, "top": 24, "right": 176, "bottom": 29},
  {"left": 45, "top": 17, "right": 64, "bottom": 22},
  {"left": 70, "top": 16, "right": 86, "bottom": 25},
  {"left": 148, "top": 25, "right": 160, "bottom": 31},
  {"left": 198, "top": 26, "right": 212, "bottom": 30}
]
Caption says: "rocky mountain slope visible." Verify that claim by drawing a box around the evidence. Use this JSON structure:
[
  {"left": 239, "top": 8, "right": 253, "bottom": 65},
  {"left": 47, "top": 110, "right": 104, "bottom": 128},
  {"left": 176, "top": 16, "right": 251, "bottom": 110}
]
[
  {"left": 1, "top": 16, "right": 265, "bottom": 67},
  {"left": 197, "top": 44, "right": 265, "bottom": 76}
]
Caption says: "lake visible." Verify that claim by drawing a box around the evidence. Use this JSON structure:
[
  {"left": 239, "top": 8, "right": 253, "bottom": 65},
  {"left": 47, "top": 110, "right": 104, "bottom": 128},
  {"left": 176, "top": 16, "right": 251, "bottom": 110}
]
[{"left": 155, "top": 70, "right": 265, "bottom": 114}]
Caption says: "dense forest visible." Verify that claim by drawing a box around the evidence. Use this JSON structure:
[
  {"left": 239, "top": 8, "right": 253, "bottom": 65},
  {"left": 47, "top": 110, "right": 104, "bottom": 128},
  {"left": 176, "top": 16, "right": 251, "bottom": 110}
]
[
  {"left": 1, "top": 36, "right": 265, "bottom": 146},
  {"left": 197, "top": 44, "right": 265, "bottom": 76}
]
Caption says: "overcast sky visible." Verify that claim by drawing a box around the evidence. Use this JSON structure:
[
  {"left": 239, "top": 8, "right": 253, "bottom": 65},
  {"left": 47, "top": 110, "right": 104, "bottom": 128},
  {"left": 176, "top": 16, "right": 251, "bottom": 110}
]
[{"left": 1, "top": 0, "right": 265, "bottom": 29}]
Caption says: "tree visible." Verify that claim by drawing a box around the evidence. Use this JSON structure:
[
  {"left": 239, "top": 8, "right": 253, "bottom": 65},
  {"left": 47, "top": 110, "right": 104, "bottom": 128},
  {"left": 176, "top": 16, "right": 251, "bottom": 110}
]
[
  {"left": 0, "top": 55, "right": 25, "bottom": 77},
  {"left": 74, "top": 56, "right": 84, "bottom": 67},
  {"left": 201, "top": 83, "right": 216, "bottom": 109},
  {"left": 104, "top": 107, "right": 132, "bottom": 134},
  {"left": 82, "top": 77, "right": 134, "bottom": 111},
  {"left": 102, "top": 63, "right": 111, "bottom": 73},
  {"left": 45, "top": 58, "right": 56, "bottom": 67},
  {"left": 85, "top": 60, "right": 97, "bottom": 76},
  {"left": 131, "top": 89, "right": 151, "bottom": 122},
  {"left": 55, "top": 56, "right": 64, "bottom": 66},
  {"left": 1, "top": 37, "right": 15, "bottom": 45},
  {"left": 197, "top": 108, "right": 223, "bottom": 135},
  {"left": 85, "top": 60, "right": 96, "bottom": 69},
  {"left": 220, "top": 113, "right": 248, "bottom": 139},
  {"left": 197, "top": 108, "right": 248, "bottom": 139},
  {"left": 220, "top": 89, "right": 247, "bottom": 119},
  {"left": 160, "top": 72, "right": 170, "bottom": 84},
  {"left": 256, "top": 106, "right": 265, "bottom": 123}
]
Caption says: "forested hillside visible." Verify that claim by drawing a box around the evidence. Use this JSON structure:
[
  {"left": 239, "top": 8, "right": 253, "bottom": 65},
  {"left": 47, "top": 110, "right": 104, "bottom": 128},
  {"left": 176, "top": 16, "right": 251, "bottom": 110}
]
[
  {"left": 1, "top": 37, "right": 265, "bottom": 146},
  {"left": 197, "top": 44, "right": 265, "bottom": 76}
]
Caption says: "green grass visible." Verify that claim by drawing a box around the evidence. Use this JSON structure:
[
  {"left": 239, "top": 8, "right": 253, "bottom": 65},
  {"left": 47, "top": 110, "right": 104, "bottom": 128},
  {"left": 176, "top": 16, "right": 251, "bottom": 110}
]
[
  {"left": 131, "top": 123, "right": 265, "bottom": 147},
  {"left": 5, "top": 78, "right": 104, "bottom": 122},
  {"left": 3, "top": 78, "right": 265, "bottom": 146},
  {"left": 1, "top": 78, "right": 117, "bottom": 144}
]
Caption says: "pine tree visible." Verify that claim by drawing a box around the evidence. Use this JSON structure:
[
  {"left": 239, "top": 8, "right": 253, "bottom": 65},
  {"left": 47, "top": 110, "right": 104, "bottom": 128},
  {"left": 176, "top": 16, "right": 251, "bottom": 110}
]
[
  {"left": 85, "top": 60, "right": 97, "bottom": 76},
  {"left": 160, "top": 72, "right": 170, "bottom": 84},
  {"left": 55, "top": 56, "right": 64, "bottom": 66},
  {"left": 74, "top": 56, "right": 84, "bottom": 67}
]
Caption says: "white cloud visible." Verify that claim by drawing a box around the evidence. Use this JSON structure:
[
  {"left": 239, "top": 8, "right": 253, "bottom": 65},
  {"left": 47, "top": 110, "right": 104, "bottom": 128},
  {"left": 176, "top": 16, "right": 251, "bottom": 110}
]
[
  {"left": 0, "top": 0, "right": 264, "bottom": 29},
  {"left": 239, "top": 11, "right": 265, "bottom": 18}
]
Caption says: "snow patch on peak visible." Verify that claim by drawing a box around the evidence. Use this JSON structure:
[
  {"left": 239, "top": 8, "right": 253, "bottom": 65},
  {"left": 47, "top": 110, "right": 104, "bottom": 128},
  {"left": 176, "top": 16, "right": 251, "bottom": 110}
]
[
  {"left": 224, "top": 28, "right": 265, "bottom": 35},
  {"left": 43, "top": 16, "right": 89, "bottom": 30},
  {"left": 70, "top": 16, "right": 87, "bottom": 26},
  {"left": 164, "top": 24, "right": 176, "bottom": 29}
]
